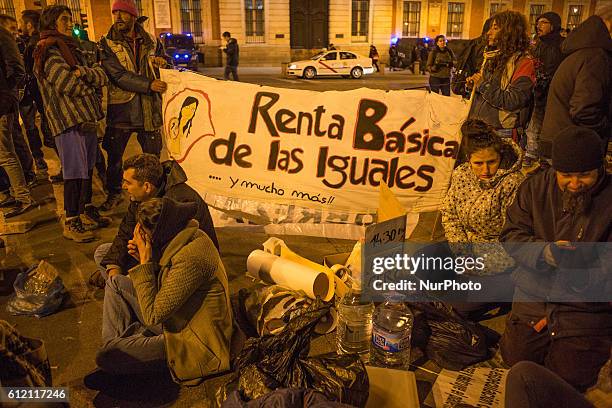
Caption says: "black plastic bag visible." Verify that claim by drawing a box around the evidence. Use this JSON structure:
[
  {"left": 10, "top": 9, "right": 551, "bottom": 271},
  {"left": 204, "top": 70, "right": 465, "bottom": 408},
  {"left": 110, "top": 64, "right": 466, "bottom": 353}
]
[
  {"left": 231, "top": 301, "right": 369, "bottom": 408},
  {"left": 411, "top": 302, "right": 500, "bottom": 371}
]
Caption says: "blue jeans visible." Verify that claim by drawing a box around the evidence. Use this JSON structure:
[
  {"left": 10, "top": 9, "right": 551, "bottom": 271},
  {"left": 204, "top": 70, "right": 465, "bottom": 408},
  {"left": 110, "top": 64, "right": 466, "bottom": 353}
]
[
  {"left": 96, "top": 274, "right": 166, "bottom": 375},
  {"left": 94, "top": 242, "right": 113, "bottom": 280}
]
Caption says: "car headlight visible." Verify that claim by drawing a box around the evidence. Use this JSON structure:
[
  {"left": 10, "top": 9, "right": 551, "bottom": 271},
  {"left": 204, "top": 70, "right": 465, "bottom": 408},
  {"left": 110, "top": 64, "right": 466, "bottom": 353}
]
[{"left": 288, "top": 64, "right": 297, "bottom": 69}]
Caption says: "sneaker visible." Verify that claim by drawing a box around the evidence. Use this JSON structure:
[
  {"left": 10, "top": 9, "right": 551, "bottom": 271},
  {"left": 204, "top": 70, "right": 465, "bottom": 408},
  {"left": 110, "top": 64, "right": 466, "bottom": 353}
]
[
  {"left": 99, "top": 194, "right": 124, "bottom": 212},
  {"left": 4, "top": 201, "right": 35, "bottom": 218},
  {"left": 63, "top": 217, "right": 95, "bottom": 243},
  {"left": 50, "top": 172, "right": 63, "bottom": 184},
  {"left": 35, "top": 157, "right": 48, "bottom": 172},
  {"left": 0, "top": 197, "right": 17, "bottom": 208},
  {"left": 81, "top": 205, "right": 111, "bottom": 230}
]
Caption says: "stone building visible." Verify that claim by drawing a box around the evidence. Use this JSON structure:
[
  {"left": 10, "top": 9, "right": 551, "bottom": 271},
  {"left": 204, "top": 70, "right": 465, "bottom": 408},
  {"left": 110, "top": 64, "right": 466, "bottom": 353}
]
[{"left": 2, "top": 0, "right": 604, "bottom": 66}]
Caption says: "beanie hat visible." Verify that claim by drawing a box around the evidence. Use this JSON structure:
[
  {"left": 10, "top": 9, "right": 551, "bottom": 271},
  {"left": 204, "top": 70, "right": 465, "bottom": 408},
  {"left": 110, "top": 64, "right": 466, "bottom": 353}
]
[
  {"left": 112, "top": 0, "right": 138, "bottom": 17},
  {"left": 536, "top": 12, "right": 562, "bottom": 32},
  {"left": 552, "top": 126, "right": 603, "bottom": 172}
]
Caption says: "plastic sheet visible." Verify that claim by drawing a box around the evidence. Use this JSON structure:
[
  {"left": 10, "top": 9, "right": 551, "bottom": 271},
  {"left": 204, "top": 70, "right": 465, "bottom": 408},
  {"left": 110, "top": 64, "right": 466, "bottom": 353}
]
[{"left": 6, "top": 262, "right": 66, "bottom": 318}]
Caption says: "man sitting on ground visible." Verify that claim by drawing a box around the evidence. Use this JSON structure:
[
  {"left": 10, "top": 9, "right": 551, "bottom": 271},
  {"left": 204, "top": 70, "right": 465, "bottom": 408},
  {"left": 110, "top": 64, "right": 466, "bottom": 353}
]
[
  {"left": 93, "top": 153, "right": 219, "bottom": 282},
  {"left": 500, "top": 126, "right": 611, "bottom": 392}
]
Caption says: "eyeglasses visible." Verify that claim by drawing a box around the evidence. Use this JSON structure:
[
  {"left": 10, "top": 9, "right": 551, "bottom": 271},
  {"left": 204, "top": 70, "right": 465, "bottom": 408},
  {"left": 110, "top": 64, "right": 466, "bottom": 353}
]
[{"left": 537, "top": 20, "right": 551, "bottom": 26}]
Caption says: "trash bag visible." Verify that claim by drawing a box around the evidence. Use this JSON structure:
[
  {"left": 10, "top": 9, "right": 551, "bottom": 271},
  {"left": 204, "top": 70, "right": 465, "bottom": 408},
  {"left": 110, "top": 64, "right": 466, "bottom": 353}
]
[
  {"left": 411, "top": 302, "right": 500, "bottom": 371},
  {"left": 6, "top": 262, "right": 66, "bottom": 318},
  {"left": 233, "top": 284, "right": 337, "bottom": 338},
  {"left": 230, "top": 300, "right": 369, "bottom": 407}
]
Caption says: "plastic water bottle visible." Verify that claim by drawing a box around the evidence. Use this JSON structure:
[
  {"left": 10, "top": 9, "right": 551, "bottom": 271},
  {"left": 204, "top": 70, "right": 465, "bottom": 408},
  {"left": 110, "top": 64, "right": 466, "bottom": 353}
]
[
  {"left": 336, "top": 287, "right": 374, "bottom": 362},
  {"left": 371, "top": 300, "right": 413, "bottom": 368}
]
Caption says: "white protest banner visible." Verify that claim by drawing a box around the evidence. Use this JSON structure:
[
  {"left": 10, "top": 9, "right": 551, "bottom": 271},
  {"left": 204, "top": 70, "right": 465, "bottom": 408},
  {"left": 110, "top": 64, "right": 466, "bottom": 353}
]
[{"left": 160, "top": 69, "right": 468, "bottom": 231}]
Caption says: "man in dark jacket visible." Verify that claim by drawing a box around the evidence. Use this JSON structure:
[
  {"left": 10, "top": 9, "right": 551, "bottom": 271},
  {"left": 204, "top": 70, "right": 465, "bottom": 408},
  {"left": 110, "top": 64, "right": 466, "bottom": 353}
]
[
  {"left": 222, "top": 31, "right": 239, "bottom": 81},
  {"left": 95, "top": 154, "right": 219, "bottom": 281},
  {"left": 0, "top": 14, "right": 34, "bottom": 218},
  {"left": 500, "top": 126, "right": 611, "bottom": 392},
  {"left": 99, "top": 0, "right": 168, "bottom": 212},
  {"left": 19, "top": 10, "right": 52, "bottom": 176},
  {"left": 524, "top": 11, "right": 564, "bottom": 167},
  {"left": 540, "top": 9, "right": 612, "bottom": 159}
]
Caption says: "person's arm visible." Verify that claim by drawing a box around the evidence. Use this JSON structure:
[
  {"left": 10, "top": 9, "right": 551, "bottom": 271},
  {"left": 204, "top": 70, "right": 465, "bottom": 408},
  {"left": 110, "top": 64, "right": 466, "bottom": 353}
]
[
  {"left": 129, "top": 243, "right": 214, "bottom": 326},
  {"left": 441, "top": 172, "right": 471, "bottom": 255},
  {"left": 77, "top": 64, "right": 108, "bottom": 88},
  {"left": 499, "top": 178, "right": 549, "bottom": 271},
  {"left": 99, "top": 38, "right": 153, "bottom": 94},
  {"left": 426, "top": 50, "right": 436, "bottom": 72},
  {"left": 0, "top": 31, "right": 25, "bottom": 88},
  {"left": 100, "top": 205, "right": 138, "bottom": 272},
  {"left": 569, "top": 54, "right": 610, "bottom": 131},
  {"left": 43, "top": 51, "right": 95, "bottom": 97},
  {"left": 477, "top": 58, "right": 535, "bottom": 112}
]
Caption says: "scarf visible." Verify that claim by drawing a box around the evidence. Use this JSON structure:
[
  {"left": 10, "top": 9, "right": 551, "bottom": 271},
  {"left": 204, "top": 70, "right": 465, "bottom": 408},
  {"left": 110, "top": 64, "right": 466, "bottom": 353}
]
[{"left": 33, "top": 30, "right": 80, "bottom": 78}]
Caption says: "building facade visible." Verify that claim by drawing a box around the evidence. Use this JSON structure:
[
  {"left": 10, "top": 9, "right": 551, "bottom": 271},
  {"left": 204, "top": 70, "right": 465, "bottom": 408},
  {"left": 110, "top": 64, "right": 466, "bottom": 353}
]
[{"left": 2, "top": 0, "right": 603, "bottom": 66}]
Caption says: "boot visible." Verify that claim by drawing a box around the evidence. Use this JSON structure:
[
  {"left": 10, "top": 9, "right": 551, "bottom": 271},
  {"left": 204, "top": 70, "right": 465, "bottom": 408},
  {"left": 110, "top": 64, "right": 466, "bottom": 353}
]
[
  {"left": 81, "top": 205, "right": 111, "bottom": 230},
  {"left": 63, "top": 216, "right": 95, "bottom": 243}
]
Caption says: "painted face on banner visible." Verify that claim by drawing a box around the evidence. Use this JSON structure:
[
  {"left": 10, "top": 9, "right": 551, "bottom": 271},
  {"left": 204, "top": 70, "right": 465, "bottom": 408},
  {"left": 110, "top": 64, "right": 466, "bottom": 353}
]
[{"left": 165, "top": 90, "right": 215, "bottom": 162}]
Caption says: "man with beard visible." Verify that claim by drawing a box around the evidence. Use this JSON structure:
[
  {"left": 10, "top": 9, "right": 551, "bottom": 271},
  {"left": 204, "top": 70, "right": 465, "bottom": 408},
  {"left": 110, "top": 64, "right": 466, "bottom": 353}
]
[
  {"left": 500, "top": 126, "right": 611, "bottom": 392},
  {"left": 523, "top": 12, "right": 564, "bottom": 167},
  {"left": 98, "top": 0, "right": 167, "bottom": 212}
]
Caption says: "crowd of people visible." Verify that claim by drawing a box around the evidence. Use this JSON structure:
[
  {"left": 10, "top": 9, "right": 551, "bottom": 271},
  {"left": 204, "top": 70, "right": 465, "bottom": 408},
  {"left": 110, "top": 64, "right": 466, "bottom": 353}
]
[{"left": 0, "top": 1, "right": 610, "bottom": 405}]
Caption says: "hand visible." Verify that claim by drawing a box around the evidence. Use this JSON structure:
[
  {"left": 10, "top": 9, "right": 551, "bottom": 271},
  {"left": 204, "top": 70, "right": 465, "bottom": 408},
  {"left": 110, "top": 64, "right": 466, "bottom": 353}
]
[
  {"left": 127, "top": 239, "right": 140, "bottom": 261},
  {"left": 133, "top": 223, "right": 153, "bottom": 264},
  {"left": 469, "top": 72, "right": 482, "bottom": 86},
  {"left": 151, "top": 56, "right": 167, "bottom": 69},
  {"left": 107, "top": 267, "right": 122, "bottom": 279},
  {"left": 150, "top": 79, "right": 167, "bottom": 93}
]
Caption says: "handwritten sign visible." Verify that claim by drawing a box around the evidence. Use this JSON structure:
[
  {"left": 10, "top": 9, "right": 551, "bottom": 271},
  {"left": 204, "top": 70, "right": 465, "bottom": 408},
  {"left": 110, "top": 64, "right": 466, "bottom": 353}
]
[{"left": 160, "top": 70, "right": 469, "bottom": 227}]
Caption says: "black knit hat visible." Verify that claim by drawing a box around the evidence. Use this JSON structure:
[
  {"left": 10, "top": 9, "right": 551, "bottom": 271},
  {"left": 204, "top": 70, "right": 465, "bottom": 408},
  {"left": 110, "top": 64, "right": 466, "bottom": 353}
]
[
  {"left": 536, "top": 12, "right": 562, "bottom": 32},
  {"left": 552, "top": 126, "right": 603, "bottom": 172}
]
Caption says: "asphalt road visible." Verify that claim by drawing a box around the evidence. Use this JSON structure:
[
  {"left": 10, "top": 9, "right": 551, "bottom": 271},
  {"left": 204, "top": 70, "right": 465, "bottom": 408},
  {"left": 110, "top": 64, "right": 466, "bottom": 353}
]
[{"left": 196, "top": 66, "right": 431, "bottom": 91}]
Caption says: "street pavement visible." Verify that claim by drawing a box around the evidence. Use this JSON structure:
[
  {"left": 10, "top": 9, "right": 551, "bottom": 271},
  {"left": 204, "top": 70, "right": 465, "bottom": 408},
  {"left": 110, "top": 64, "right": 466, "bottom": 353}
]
[
  {"left": 0, "top": 69, "right": 500, "bottom": 407},
  {"left": 197, "top": 66, "right": 431, "bottom": 91}
]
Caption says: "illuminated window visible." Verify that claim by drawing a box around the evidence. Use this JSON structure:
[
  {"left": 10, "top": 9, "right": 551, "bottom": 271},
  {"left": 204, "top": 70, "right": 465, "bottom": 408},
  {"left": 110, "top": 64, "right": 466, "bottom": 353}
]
[
  {"left": 180, "top": 0, "right": 203, "bottom": 43},
  {"left": 530, "top": 4, "right": 545, "bottom": 34},
  {"left": 245, "top": 0, "right": 265, "bottom": 43},
  {"left": 567, "top": 5, "right": 583, "bottom": 31},
  {"left": 0, "top": 0, "right": 15, "bottom": 18},
  {"left": 447, "top": 2, "right": 465, "bottom": 39},
  {"left": 402, "top": 1, "right": 421, "bottom": 37},
  {"left": 352, "top": 0, "right": 369, "bottom": 41}
]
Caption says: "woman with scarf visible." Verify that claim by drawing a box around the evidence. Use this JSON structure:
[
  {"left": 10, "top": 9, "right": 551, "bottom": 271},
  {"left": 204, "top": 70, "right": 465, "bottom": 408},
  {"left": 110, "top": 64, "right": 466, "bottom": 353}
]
[
  {"left": 467, "top": 11, "right": 535, "bottom": 145},
  {"left": 427, "top": 35, "right": 454, "bottom": 96},
  {"left": 96, "top": 197, "right": 232, "bottom": 384},
  {"left": 34, "top": 5, "right": 108, "bottom": 243},
  {"left": 440, "top": 119, "right": 524, "bottom": 320}
]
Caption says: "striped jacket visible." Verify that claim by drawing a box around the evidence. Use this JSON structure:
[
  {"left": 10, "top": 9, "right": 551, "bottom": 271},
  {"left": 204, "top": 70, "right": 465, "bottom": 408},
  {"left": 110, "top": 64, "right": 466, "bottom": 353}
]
[{"left": 35, "top": 47, "right": 107, "bottom": 137}]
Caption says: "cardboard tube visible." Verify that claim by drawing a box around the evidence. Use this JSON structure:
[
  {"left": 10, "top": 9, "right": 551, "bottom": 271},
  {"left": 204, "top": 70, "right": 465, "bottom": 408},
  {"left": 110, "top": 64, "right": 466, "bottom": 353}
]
[{"left": 247, "top": 250, "right": 332, "bottom": 300}]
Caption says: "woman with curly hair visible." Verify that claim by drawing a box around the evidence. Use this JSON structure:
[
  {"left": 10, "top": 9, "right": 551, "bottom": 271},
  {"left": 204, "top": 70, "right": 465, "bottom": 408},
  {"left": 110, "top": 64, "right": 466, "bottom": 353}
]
[{"left": 467, "top": 10, "right": 535, "bottom": 144}]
